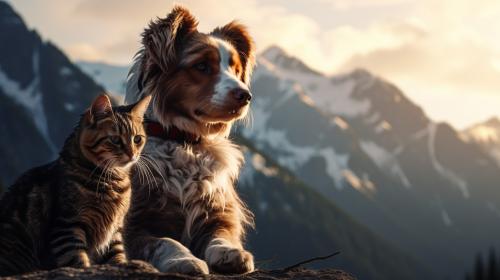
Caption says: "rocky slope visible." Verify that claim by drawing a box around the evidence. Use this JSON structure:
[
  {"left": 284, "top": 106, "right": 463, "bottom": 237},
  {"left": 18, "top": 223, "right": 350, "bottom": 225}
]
[
  {"left": 238, "top": 140, "right": 430, "bottom": 280},
  {"left": 0, "top": 1, "right": 106, "bottom": 185}
]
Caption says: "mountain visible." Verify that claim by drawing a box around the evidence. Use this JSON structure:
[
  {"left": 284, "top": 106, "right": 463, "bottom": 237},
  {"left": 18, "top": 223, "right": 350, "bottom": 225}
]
[
  {"left": 241, "top": 46, "right": 500, "bottom": 279},
  {"left": 0, "top": 2, "right": 430, "bottom": 279},
  {"left": 0, "top": 1, "right": 106, "bottom": 185},
  {"left": 239, "top": 139, "right": 430, "bottom": 280}
]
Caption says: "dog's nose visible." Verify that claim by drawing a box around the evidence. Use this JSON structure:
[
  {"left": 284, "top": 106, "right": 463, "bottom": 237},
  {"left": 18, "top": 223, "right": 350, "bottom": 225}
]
[{"left": 231, "top": 88, "right": 252, "bottom": 103}]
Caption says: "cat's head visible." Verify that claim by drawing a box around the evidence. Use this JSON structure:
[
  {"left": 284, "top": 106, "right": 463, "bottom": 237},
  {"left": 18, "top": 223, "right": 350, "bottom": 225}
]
[{"left": 79, "top": 94, "right": 152, "bottom": 169}]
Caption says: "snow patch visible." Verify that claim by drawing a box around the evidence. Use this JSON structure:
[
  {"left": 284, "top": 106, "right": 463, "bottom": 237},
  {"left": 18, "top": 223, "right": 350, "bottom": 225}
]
[
  {"left": 251, "top": 153, "right": 279, "bottom": 177},
  {"left": 375, "top": 121, "right": 392, "bottom": 134},
  {"left": 257, "top": 57, "right": 371, "bottom": 118},
  {"left": 487, "top": 202, "right": 500, "bottom": 218},
  {"left": 60, "top": 67, "right": 72, "bottom": 76},
  {"left": 245, "top": 96, "right": 352, "bottom": 190},
  {"left": 342, "top": 170, "right": 376, "bottom": 195},
  {"left": 259, "top": 201, "right": 269, "bottom": 212},
  {"left": 360, "top": 141, "right": 411, "bottom": 188},
  {"left": 0, "top": 49, "right": 57, "bottom": 154},
  {"left": 333, "top": 116, "right": 349, "bottom": 130},
  {"left": 428, "top": 123, "right": 470, "bottom": 198},
  {"left": 441, "top": 210, "right": 453, "bottom": 226},
  {"left": 365, "top": 112, "right": 381, "bottom": 125},
  {"left": 64, "top": 103, "right": 75, "bottom": 112}
]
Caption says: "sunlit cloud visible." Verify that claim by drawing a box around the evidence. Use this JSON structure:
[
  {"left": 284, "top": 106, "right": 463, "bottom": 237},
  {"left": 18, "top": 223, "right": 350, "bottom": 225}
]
[
  {"left": 7, "top": 0, "right": 500, "bottom": 128},
  {"left": 65, "top": 43, "right": 104, "bottom": 62}
]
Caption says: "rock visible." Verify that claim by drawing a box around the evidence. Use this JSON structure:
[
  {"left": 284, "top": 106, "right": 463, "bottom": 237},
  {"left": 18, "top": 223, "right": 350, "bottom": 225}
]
[{"left": 5, "top": 265, "right": 355, "bottom": 280}]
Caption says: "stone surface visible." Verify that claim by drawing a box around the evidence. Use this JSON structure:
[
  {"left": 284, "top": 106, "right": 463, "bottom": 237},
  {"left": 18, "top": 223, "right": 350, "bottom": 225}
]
[{"left": 4, "top": 263, "right": 355, "bottom": 280}]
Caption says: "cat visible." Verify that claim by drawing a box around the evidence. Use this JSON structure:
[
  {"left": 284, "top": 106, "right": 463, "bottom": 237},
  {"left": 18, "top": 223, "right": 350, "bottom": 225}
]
[{"left": 0, "top": 94, "right": 151, "bottom": 276}]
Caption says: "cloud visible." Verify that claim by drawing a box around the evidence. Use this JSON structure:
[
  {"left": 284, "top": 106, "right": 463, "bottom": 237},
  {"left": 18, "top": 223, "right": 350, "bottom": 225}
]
[
  {"left": 65, "top": 43, "right": 104, "bottom": 62},
  {"left": 8, "top": 0, "right": 500, "bottom": 127},
  {"left": 320, "top": 0, "right": 412, "bottom": 10},
  {"left": 339, "top": 5, "right": 500, "bottom": 95}
]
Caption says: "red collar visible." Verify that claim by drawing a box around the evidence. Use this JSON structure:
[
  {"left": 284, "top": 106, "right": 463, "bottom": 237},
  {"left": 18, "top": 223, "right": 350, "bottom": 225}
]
[{"left": 145, "top": 121, "right": 201, "bottom": 145}]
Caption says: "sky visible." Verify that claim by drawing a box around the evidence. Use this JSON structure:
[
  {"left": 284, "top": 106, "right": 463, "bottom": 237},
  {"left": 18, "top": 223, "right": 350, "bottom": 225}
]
[{"left": 6, "top": 0, "right": 500, "bottom": 129}]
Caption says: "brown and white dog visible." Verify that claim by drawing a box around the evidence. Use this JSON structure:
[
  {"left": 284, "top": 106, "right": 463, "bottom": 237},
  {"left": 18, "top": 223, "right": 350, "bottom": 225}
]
[{"left": 123, "top": 6, "right": 256, "bottom": 275}]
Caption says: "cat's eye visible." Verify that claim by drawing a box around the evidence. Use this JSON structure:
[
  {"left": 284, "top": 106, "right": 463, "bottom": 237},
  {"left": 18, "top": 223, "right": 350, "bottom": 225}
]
[
  {"left": 109, "top": 136, "right": 121, "bottom": 145},
  {"left": 194, "top": 62, "right": 211, "bottom": 74},
  {"left": 133, "top": 135, "right": 142, "bottom": 144}
]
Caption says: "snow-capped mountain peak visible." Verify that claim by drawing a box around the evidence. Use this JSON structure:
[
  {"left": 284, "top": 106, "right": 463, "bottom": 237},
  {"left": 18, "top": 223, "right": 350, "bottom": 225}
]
[
  {"left": 260, "top": 45, "right": 322, "bottom": 76},
  {"left": 463, "top": 117, "right": 500, "bottom": 144}
]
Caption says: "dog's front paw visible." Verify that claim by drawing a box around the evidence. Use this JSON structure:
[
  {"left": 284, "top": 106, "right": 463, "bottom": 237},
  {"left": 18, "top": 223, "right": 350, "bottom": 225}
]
[
  {"left": 205, "top": 242, "right": 254, "bottom": 274},
  {"left": 158, "top": 257, "right": 209, "bottom": 275}
]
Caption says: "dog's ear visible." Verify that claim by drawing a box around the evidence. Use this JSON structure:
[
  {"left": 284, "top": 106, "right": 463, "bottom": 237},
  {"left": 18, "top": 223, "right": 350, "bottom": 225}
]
[
  {"left": 142, "top": 6, "right": 198, "bottom": 73},
  {"left": 212, "top": 21, "right": 256, "bottom": 84}
]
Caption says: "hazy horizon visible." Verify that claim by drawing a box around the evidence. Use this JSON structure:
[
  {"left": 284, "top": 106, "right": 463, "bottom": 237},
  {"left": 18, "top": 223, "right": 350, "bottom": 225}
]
[{"left": 6, "top": 0, "right": 500, "bottom": 129}]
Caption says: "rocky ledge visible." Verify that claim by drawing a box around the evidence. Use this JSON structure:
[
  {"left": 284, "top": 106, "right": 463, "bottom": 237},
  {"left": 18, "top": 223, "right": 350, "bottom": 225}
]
[{"left": 4, "top": 262, "right": 355, "bottom": 280}]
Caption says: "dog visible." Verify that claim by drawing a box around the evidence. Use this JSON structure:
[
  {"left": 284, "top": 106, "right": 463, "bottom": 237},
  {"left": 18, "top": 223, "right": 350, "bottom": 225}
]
[{"left": 123, "top": 6, "right": 256, "bottom": 275}]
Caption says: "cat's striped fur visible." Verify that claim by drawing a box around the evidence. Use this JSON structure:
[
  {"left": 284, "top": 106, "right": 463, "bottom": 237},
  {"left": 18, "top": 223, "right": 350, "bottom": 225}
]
[{"left": 0, "top": 94, "right": 151, "bottom": 276}]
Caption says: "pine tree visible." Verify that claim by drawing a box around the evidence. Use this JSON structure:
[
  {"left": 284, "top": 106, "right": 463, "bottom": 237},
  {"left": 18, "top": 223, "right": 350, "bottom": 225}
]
[
  {"left": 475, "top": 253, "right": 485, "bottom": 280},
  {"left": 488, "top": 248, "right": 498, "bottom": 280}
]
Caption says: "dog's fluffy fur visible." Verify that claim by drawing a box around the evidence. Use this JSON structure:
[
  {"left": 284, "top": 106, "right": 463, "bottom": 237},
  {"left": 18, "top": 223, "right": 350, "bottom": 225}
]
[{"left": 123, "top": 6, "right": 256, "bottom": 275}]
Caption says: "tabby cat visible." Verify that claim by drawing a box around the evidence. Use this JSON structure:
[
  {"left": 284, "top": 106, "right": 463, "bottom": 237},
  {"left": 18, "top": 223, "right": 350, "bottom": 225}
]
[{"left": 0, "top": 94, "right": 151, "bottom": 276}]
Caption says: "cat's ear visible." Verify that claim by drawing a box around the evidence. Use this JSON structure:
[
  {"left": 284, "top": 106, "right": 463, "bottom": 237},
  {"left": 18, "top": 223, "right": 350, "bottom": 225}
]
[
  {"left": 89, "top": 94, "right": 113, "bottom": 122},
  {"left": 131, "top": 95, "right": 152, "bottom": 118}
]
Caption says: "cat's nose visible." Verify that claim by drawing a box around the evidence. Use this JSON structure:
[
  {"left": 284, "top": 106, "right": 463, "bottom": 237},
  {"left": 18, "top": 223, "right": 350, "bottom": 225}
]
[{"left": 125, "top": 149, "right": 134, "bottom": 161}]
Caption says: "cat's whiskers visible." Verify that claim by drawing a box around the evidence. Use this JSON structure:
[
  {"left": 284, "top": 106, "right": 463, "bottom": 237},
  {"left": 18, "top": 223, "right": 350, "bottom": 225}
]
[
  {"left": 141, "top": 154, "right": 167, "bottom": 186},
  {"left": 138, "top": 157, "right": 158, "bottom": 193},
  {"left": 135, "top": 160, "right": 152, "bottom": 198},
  {"left": 135, "top": 161, "right": 146, "bottom": 188},
  {"left": 142, "top": 155, "right": 169, "bottom": 196}
]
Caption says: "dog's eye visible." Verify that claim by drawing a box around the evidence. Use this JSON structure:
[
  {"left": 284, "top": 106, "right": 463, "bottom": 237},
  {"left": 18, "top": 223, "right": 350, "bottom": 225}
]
[{"left": 194, "top": 62, "right": 210, "bottom": 74}]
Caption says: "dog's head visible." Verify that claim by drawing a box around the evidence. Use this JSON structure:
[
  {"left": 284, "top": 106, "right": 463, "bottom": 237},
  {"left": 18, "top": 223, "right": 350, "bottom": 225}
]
[{"left": 137, "top": 6, "right": 256, "bottom": 137}]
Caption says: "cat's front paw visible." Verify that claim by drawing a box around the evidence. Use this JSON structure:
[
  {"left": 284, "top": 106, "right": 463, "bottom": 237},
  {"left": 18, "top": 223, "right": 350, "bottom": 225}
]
[
  {"left": 205, "top": 242, "right": 254, "bottom": 274},
  {"left": 58, "top": 251, "right": 91, "bottom": 268}
]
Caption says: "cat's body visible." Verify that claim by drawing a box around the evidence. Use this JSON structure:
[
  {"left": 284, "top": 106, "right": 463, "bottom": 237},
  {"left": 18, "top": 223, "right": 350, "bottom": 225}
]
[
  {"left": 0, "top": 95, "right": 151, "bottom": 276},
  {"left": 0, "top": 157, "right": 131, "bottom": 274}
]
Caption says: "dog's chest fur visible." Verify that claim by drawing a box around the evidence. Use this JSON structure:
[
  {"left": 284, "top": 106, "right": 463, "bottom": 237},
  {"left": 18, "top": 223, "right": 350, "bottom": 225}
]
[{"left": 140, "top": 137, "right": 243, "bottom": 238}]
